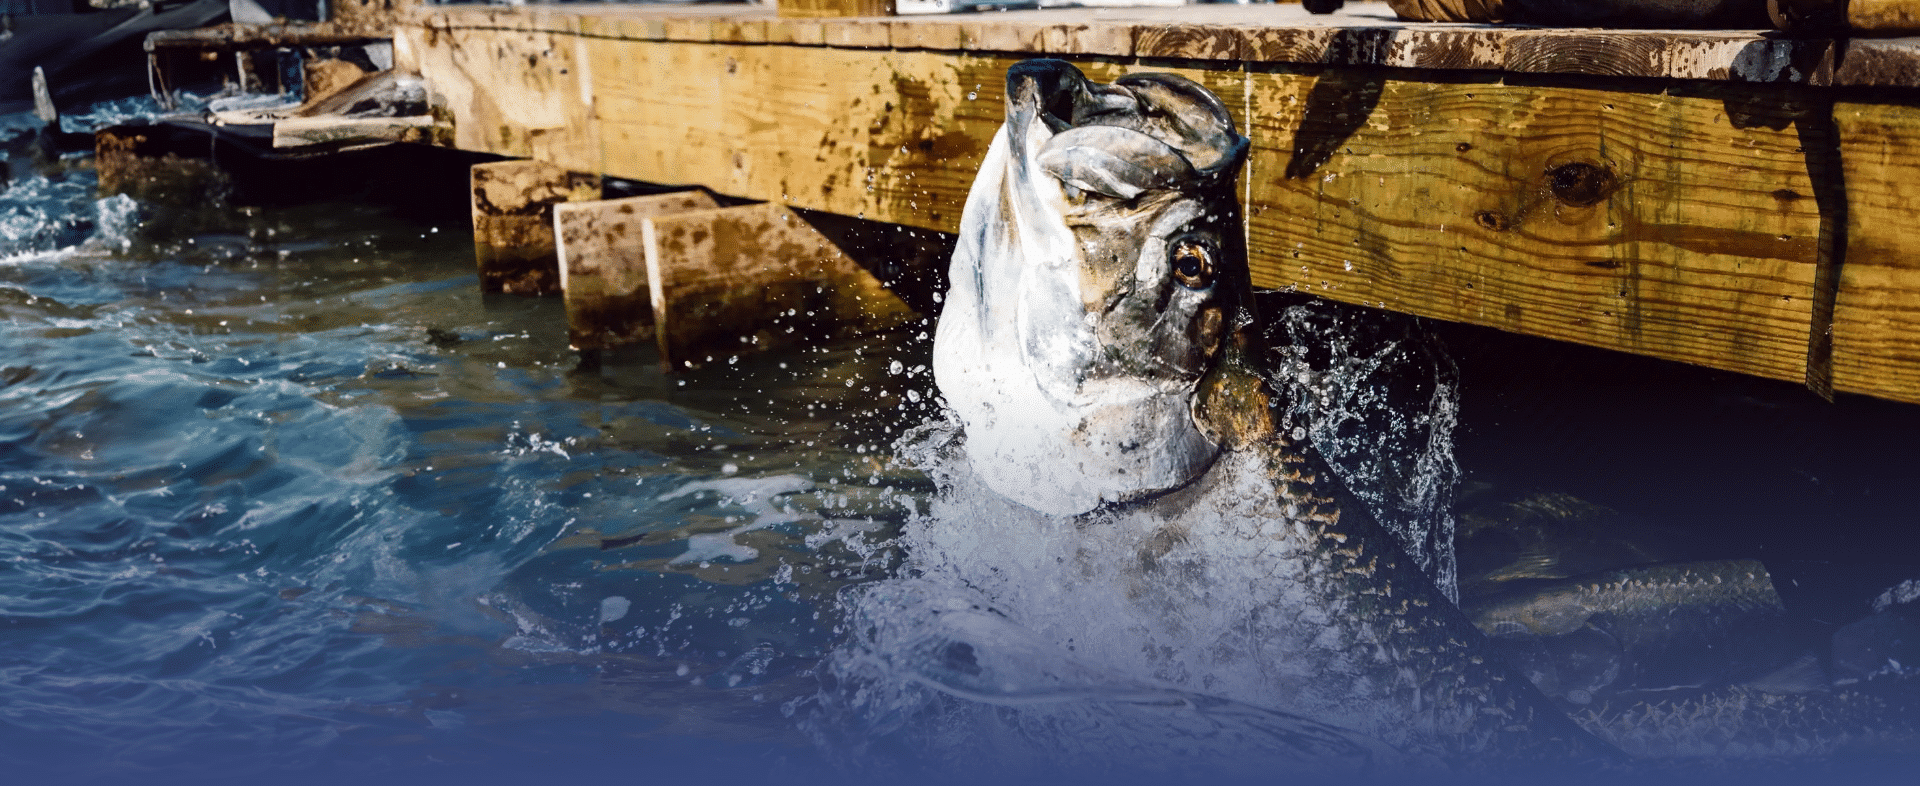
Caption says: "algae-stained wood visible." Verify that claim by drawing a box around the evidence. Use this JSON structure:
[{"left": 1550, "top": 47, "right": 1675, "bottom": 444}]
[
  {"left": 472, "top": 160, "right": 603, "bottom": 295},
  {"left": 556, "top": 191, "right": 721, "bottom": 351},
  {"left": 1243, "top": 70, "right": 1824, "bottom": 385},
  {"left": 1835, "top": 101, "right": 1920, "bottom": 403},
  {"left": 642, "top": 203, "right": 915, "bottom": 369}
]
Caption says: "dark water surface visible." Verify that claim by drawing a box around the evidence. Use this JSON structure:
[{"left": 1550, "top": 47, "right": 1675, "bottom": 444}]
[
  {"left": 4, "top": 104, "right": 1920, "bottom": 786},
  {"left": 0, "top": 127, "right": 939, "bottom": 784}
]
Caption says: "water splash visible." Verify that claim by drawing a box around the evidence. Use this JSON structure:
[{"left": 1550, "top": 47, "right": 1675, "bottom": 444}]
[
  {"left": 1264, "top": 299, "right": 1462, "bottom": 602},
  {"left": 805, "top": 415, "right": 1453, "bottom": 776},
  {"left": 803, "top": 295, "right": 1479, "bottom": 776},
  {"left": 806, "top": 577, "right": 1414, "bottom": 781}
]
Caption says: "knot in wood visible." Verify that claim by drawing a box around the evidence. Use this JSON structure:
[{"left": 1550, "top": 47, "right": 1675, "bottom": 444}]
[
  {"left": 1545, "top": 162, "right": 1615, "bottom": 208},
  {"left": 1474, "top": 210, "right": 1509, "bottom": 231}
]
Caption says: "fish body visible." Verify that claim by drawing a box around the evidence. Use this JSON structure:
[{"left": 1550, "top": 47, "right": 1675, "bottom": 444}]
[
  {"left": 927, "top": 59, "right": 1614, "bottom": 768},
  {"left": 922, "top": 57, "right": 1920, "bottom": 772},
  {"left": 1467, "top": 560, "right": 1805, "bottom": 704}
]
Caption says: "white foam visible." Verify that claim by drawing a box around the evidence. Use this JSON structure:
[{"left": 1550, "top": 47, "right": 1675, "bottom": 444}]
[
  {"left": 662, "top": 474, "right": 817, "bottom": 566},
  {"left": 598, "top": 595, "right": 631, "bottom": 623},
  {"left": 1874, "top": 578, "right": 1920, "bottom": 613}
]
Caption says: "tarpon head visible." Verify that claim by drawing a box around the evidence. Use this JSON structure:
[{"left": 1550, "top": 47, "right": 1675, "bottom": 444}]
[{"left": 933, "top": 60, "right": 1252, "bottom": 516}]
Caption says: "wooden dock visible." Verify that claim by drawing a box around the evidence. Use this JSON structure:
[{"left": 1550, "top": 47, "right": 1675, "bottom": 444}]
[{"left": 387, "top": 2, "right": 1920, "bottom": 403}]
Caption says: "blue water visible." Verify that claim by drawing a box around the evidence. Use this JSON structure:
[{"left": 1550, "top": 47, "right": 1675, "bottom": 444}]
[
  {"left": 0, "top": 126, "right": 939, "bottom": 784},
  {"left": 5, "top": 102, "right": 1920, "bottom": 786}
]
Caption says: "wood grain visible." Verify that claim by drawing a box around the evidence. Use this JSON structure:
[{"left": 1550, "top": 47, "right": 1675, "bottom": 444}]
[
  {"left": 403, "top": 3, "right": 1848, "bottom": 85},
  {"left": 556, "top": 191, "right": 720, "bottom": 351},
  {"left": 1244, "top": 74, "right": 1825, "bottom": 386},
  {"left": 821, "top": 19, "right": 894, "bottom": 49},
  {"left": 1834, "top": 101, "right": 1920, "bottom": 403},
  {"left": 270, "top": 115, "right": 434, "bottom": 148},
  {"left": 778, "top": 0, "right": 895, "bottom": 20},
  {"left": 589, "top": 41, "right": 1017, "bottom": 232},
  {"left": 403, "top": 7, "right": 1920, "bottom": 402},
  {"left": 396, "top": 23, "right": 600, "bottom": 173}
]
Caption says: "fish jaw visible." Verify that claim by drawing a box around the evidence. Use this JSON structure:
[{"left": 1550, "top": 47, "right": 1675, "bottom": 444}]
[{"left": 933, "top": 60, "right": 1247, "bottom": 516}]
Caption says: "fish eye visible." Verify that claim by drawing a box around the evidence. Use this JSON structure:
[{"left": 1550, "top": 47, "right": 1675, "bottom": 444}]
[{"left": 1170, "top": 239, "right": 1214, "bottom": 290}]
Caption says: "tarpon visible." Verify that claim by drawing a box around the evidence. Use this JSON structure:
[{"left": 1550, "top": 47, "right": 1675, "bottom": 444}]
[
  {"left": 923, "top": 59, "right": 1920, "bottom": 770},
  {"left": 933, "top": 59, "right": 1247, "bottom": 518},
  {"left": 928, "top": 59, "right": 1611, "bottom": 767}
]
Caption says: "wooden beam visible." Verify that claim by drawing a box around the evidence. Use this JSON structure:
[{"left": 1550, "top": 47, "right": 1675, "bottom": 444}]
[
  {"left": 403, "top": 4, "right": 1844, "bottom": 84},
  {"left": 331, "top": 0, "right": 424, "bottom": 36},
  {"left": 1835, "top": 100, "right": 1920, "bottom": 402},
  {"left": 144, "top": 23, "right": 383, "bottom": 53},
  {"left": 272, "top": 115, "right": 434, "bottom": 148},
  {"left": 778, "top": 0, "right": 896, "bottom": 20},
  {"left": 554, "top": 190, "right": 720, "bottom": 352},
  {"left": 399, "top": 21, "right": 602, "bottom": 170},
  {"left": 1843, "top": 0, "right": 1920, "bottom": 31},
  {"left": 579, "top": 41, "right": 1016, "bottom": 233},
  {"left": 1242, "top": 74, "right": 1825, "bottom": 389},
  {"left": 641, "top": 203, "right": 916, "bottom": 370},
  {"left": 399, "top": 7, "right": 1920, "bottom": 403},
  {"left": 470, "top": 160, "right": 602, "bottom": 296},
  {"left": 94, "top": 127, "right": 228, "bottom": 204}
]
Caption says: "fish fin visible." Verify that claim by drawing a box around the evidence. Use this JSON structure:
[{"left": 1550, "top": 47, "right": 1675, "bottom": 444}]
[
  {"left": 1741, "top": 653, "right": 1829, "bottom": 694},
  {"left": 32, "top": 66, "right": 56, "bottom": 126}
]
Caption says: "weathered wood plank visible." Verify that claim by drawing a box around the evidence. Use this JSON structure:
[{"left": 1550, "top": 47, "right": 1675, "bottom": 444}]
[
  {"left": 662, "top": 15, "right": 717, "bottom": 43},
  {"left": 271, "top": 115, "right": 434, "bottom": 148},
  {"left": 403, "top": 9, "right": 1920, "bottom": 402},
  {"left": 471, "top": 160, "right": 603, "bottom": 295},
  {"left": 556, "top": 191, "right": 720, "bottom": 351},
  {"left": 1133, "top": 22, "right": 1243, "bottom": 61},
  {"left": 714, "top": 17, "right": 771, "bottom": 44},
  {"left": 402, "top": 4, "right": 1850, "bottom": 86},
  {"left": 779, "top": 0, "right": 895, "bottom": 19},
  {"left": 330, "top": 0, "right": 422, "bottom": 37},
  {"left": 144, "top": 22, "right": 381, "bottom": 52},
  {"left": 1850, "top": 0, "right": 1920, "bottom": 30},
  {"left": 888, "top": 18, "right": 965, "bottom": 50},
  {"left": 1835, "top": 38, "right": 1920, "bottom": 87},
  {"left": 1834, "top": 101, "right": 1920, "bottom": 403},
  {"left": 642, "top": 202, "right": 915, "bottom": 369},
  {"left": 398, "top": 20, "right": 601, "bottom": 171},
  {"left": 820, "top": 19, "right": 895, "bottom": 49},
  {"left": 1243, "top": 74, "right": 1824, "bottom": 385},
  {"left": 588, "top": 41, "right": 1015, "bottom": 233}
]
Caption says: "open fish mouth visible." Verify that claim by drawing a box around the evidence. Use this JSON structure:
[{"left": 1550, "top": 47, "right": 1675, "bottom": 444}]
[{"left": 933, "top": 60, "right": 1250, "bottom": 516}]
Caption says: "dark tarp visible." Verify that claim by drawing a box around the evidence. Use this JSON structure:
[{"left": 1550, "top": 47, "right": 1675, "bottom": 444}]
[{"left": 0, "top": 0, "right": 231, "bottom": 115}]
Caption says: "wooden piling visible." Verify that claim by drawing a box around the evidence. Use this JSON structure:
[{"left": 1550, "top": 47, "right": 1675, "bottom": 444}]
[
  {"left": 470, "top": 160, "right": 602, "bottom": 295},
  {"left": 554, "top": 191, "right": 720, "bottom": 352},
  {"left": 95, "top": 127, "right": 229, "bottom": 205},
  {"left": 641, "top": 203, "right": 916, "bottom": 370}
]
